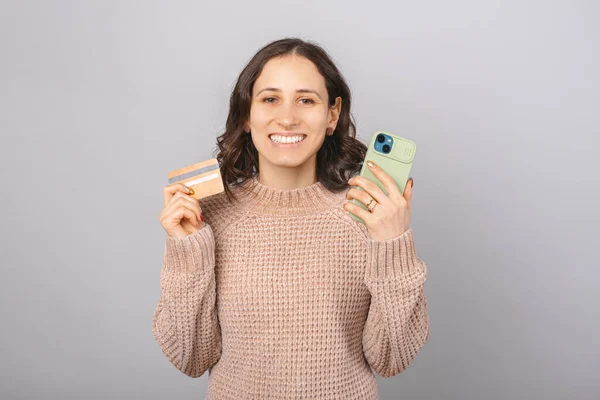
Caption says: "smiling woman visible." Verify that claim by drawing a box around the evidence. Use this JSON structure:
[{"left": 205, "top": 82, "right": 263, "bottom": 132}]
[
  {"left": 153, "top": 37, "right": 430, "bottom": 400},
  {"left": 215, "top": 38, "right": 367, "bottom": 198},
  {"left": 246, "top": 55, "right": 343, "bottom": 181}
]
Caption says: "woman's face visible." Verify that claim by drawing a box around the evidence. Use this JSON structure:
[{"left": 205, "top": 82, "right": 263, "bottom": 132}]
[{"left": 245, "top": 54, "right": 341, "bottom": 170}]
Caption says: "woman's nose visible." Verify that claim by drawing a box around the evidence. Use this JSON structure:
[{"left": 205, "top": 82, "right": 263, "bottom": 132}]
[{"left": 275, "top": 102, "right": 300, "bottom": 127}]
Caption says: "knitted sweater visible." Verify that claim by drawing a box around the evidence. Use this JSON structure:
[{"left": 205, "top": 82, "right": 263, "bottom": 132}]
[{"left": 152, "top": 175, "right": 430, "bottom": 400}]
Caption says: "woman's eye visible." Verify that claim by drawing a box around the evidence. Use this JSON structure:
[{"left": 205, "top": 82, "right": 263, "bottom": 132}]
[{"left": 262, "top": 97, "right": 315, "bottom": 104}]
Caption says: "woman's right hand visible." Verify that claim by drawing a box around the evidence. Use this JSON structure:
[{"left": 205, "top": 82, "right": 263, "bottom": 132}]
[{"left": 160, "top": 183, "right": 205, "bottom": 239}]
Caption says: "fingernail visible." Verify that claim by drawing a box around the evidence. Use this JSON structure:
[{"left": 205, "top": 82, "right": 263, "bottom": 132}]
[
  {"left": 410, "top": 178, "right": 414, "bottom": 188},
  {"left": 187, "top": 187, "right": 195, "bottom": 195},
  {"left": 367, "top": 161, "right": 375, "bottom": 169}
]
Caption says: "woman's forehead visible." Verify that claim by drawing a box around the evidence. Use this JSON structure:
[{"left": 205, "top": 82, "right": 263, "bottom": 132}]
[{"left": 254, "top": 56, "right": 326, "bottom": 94}]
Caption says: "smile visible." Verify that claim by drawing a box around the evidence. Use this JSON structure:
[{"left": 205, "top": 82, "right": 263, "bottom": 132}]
[{"left": 269, "top": 134, "right": 306, "bottom": 145}]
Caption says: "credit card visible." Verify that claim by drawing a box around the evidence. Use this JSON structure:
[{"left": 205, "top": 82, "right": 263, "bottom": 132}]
[{"left": 167, "top": 158, "right": 225, "bottom": 200}]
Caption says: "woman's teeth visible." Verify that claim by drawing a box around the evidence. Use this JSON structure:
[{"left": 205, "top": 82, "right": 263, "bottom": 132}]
[{"left": 269, "top": 135, "right": 306, "bottom": 144}]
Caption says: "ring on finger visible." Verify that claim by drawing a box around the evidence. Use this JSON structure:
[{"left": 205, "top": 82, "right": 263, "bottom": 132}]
[{"left": 366, "top": 198, "right": 378, "bottom": 213}]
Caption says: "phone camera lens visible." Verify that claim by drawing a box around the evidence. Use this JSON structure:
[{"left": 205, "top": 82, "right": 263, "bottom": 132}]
[
  {"left": 382, "top": 144, "right": 391, "bottom": 153},
  {"left": 376, "top": 134, "right": 385, "bottom": 143}
]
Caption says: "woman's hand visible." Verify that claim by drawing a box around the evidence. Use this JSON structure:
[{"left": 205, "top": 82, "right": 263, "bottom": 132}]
[
  {"left": 160, "top": 183, "right": 205, "bottom": 239},
  {"left": 344, "top": 161, "right": 413, "bottom": 241}
]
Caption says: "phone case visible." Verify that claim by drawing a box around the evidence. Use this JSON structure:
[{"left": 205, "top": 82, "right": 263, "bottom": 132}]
[{"left": 349, "top": 130, "right": 416, "bottom": 224}]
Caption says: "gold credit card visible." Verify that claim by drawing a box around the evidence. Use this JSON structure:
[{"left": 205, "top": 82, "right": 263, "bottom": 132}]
[{"left": 167, "top": 158, "right": 225, "bottom": 200}]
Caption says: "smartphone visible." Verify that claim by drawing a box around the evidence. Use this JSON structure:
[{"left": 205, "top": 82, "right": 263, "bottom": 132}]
[{"left": 349, "top": 130, "right": 416, "bottom": 223}]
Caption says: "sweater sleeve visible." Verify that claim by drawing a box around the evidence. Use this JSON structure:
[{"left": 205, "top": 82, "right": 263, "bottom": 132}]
[
  {"left": 361, "top": 227, "right": 430, "bottom": 378},
  {"left": 152, "top": 223, "right": 222, "bottom": 378}
]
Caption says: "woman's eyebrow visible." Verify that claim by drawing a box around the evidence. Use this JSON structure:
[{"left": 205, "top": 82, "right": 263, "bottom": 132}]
[{"left": 256, "top": 87, "right": 322, "bottom": 99}]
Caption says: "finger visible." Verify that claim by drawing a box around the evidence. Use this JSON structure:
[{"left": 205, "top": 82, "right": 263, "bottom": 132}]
[
  {"left": 166, "top": 190, "right": 198, "bottom": 207},
  {"left": 180, "top": 211, "right": 202, "bottom": 231},
  {"left": 173, "top": 204, "right": 201, "bottom": 227},
  {"left": 349, "top": 175, "right": 389, "bottom": 205},
  {"left": 163, "top": 183, "right": 193, "bottom": 208},
  {"left": 346, "top": 188, "right": 378, "bottom": 209},
  {"left": 181, "top": 217, "right": 199, "bottom": 232},
  {"left": 160, "top": 203, "right": 200, "bottom": 229},
  {"left": 343, "top": 200, "right": 372, "bottom": 222},
  {"left": 166, "top": 192, "right": 202, "bottom": 221},
  {"left": 365, "top": 161, "right": 402, "bottom": 199},
  {"left": 405, "top": 178, "right": 413, "bottom": 202},
  {"left": 165, "top": 197, "right": 202, "bottom": 224}
]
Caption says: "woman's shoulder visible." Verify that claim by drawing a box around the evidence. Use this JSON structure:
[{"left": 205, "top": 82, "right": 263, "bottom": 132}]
[
  {"left": 197, "top": 189, "right": 246, "bottom": 239},
  {"left": 326, "top": 188, "right": 371, "bottom": 242}
]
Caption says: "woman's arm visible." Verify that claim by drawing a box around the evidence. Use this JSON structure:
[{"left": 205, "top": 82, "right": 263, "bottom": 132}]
[
  {"left": 152, "top": 223, "right": 222, "bottom": 377},
  {"left": 362, "top": 227, "right": 430, "bottom": 378}
]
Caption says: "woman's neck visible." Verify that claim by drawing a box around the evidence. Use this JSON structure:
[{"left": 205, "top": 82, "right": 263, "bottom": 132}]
[{"left": 254, "top": 155, "right": 318, "bottom": 190}]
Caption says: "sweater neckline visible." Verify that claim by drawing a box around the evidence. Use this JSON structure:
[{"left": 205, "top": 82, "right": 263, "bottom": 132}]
[{"left": 232, "top": 174, "right": 342, "bottom": 216}]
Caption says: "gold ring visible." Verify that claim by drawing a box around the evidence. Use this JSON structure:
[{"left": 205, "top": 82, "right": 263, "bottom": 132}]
[{"left": 367, "top": 199, "right": 377, "bottom": 213}]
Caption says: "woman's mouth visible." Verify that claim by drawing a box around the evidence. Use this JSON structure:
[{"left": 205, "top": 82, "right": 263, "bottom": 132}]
[{"left": 269, "top": 134, "right": 306, "bottom": 146}]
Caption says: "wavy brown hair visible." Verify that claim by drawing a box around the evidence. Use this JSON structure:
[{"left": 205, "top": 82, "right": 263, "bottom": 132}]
[{"left": 213, "top": 37, "right": 367, "bottom": 203}]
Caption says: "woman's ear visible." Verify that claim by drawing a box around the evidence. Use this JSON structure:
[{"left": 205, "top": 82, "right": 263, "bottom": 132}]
[{"left": 328, "top": 96, "right": 342, "bottom": 133}]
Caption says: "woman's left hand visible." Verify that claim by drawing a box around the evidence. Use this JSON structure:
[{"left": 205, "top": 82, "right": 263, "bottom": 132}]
[{"left": 344, "top": 161, "right": 413, "bottom": 241}]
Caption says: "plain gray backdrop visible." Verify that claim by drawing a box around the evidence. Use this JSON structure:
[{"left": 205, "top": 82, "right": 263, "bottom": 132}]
[{"left": 1, "top": 1, "right": 598, "bottom": 399}]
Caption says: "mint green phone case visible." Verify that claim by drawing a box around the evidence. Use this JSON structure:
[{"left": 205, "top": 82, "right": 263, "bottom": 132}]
[{"left": 349, "top": 130, "right": 416, "bottom": 224}]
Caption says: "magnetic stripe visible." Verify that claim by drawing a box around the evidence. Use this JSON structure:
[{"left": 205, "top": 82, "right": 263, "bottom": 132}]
[{"left": 168, "top": 163, "right": 219, "bottom": 184}]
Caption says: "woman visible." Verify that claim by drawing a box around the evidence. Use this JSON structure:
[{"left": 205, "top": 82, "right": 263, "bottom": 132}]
[{"left": 153, "top": 37, "right": 430, "bottom": 400}]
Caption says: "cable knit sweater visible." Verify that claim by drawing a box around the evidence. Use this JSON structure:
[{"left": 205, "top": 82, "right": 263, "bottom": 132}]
[{"left": 152, "top": 175, "right": 430, "bottom": 400}]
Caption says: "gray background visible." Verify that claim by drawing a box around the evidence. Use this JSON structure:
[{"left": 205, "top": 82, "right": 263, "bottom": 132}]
[{"left": 1, "top": 1, "right": 598, "bottom": 399}]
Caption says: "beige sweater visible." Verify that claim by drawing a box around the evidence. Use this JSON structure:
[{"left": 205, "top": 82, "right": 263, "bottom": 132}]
[{"left": 152, "top": 175, "right": 430, "bottom": 399}]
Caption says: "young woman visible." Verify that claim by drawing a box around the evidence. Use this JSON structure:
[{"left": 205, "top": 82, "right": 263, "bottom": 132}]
[{"left": 154, "top": 37, "right": 429, "bottom": 400}]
